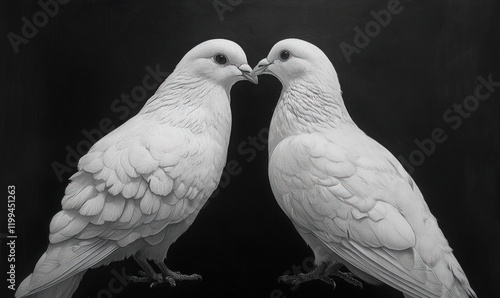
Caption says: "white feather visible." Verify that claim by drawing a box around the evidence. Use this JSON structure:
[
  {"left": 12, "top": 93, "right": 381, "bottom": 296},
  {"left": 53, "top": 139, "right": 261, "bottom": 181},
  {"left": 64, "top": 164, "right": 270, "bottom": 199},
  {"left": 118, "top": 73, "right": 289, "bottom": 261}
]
[
  {"left": 263, "top": 39, "right": 476, "bottom": 298},
  {"left": 17, "top": 39, "right": 248, "bottom": 298}
]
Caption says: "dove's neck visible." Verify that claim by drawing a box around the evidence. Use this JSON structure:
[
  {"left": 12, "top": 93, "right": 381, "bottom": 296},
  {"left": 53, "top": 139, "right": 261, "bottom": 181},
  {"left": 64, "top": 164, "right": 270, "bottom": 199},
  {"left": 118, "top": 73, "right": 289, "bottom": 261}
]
[
  {"left": 269, "top": 76, "right": 356, "bottom": 155},
  {"left": 139, "top": 72, "right": 232, "bottom": 147}
]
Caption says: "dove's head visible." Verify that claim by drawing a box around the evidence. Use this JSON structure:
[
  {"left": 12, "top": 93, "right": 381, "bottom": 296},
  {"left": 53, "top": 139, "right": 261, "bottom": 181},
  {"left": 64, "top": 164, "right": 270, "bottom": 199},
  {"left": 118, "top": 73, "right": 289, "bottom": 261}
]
[
  {"left": 253, "top": 39, "right": 352, "bottom": 130},
  {"left": 252, "top": 38, "right": 339, "bottom": 89},
  {"left": 175, "top": 39, "right": 257, "bottom": 88}
]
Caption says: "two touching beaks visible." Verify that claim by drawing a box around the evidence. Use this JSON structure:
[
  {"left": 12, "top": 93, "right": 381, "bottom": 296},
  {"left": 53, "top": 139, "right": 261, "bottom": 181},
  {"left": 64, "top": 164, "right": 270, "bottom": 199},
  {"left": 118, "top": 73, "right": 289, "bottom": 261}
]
[
  {"left": 240, "top": 38, "right": 307, "bottom": 84},
  {"left": 239, "top": 58, "right": 267, "bottom": 84}
]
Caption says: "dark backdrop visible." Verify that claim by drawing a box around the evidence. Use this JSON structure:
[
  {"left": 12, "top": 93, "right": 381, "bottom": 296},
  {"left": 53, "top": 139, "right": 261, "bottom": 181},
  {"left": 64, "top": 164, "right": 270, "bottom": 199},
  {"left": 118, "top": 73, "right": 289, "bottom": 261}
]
[{"left": 1, "top": 0, "right": 499, "bottom": 297}]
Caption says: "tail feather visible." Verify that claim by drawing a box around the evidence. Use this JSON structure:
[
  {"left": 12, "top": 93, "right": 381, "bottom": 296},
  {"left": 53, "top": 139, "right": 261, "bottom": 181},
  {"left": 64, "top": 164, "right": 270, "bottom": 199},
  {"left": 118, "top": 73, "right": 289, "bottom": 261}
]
[
  {"left": 446, "top": 254, "right": 477, "bottom": 298},
  {"left": 16, "top": 239, "right": 118, "bottom": 298},
  {"left": 16, "top": 273, "right": 33, "bottom": 297},
  {"left": 16, "top": 272, "right": 85, "bottom": 298}
]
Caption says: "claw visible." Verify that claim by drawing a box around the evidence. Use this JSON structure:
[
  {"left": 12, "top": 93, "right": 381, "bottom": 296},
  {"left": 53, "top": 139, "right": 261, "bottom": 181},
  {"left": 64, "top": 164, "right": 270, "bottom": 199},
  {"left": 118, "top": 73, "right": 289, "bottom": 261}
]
[
  {"left": 277, "top": 275, "right": 293, "bottom": 284},
  {"left": 320, "top": 277, "right": 337, "bottom": 288},
  {"left": 165, "top": 276, "right": 176, "bottom": 287},
  {"left": 333, "top": 270, "right": 363, "bottom": 289}
]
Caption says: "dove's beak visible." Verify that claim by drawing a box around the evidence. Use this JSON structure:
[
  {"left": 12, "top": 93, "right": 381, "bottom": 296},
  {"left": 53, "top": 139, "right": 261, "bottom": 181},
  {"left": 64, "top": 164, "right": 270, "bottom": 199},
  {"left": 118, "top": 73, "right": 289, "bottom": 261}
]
[
  {"left": 238, "top": 64, "right": 258, "bottom": 84},
  {"left": 252, "top": 58, "right": 271, "bottom": 76}
]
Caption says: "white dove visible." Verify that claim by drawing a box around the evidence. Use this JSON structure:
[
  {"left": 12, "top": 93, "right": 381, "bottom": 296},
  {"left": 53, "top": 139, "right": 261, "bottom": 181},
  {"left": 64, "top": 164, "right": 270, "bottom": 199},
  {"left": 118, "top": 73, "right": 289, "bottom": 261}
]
[
  {"left": 16, "top": 39, "right": 257, "bottom": 298},
  {"left": 253, "top": 38, "right": 476, "bottom": 298}
]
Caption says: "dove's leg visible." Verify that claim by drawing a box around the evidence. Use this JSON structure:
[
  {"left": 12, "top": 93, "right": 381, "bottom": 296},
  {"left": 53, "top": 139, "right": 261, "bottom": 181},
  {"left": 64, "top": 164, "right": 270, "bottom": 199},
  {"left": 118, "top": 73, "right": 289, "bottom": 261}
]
[
  {"left": 278, "top": 262, "right": 330, "bottom": 285},
  {"left": 129, "top": 252, "right": 175, "bottom": 287},
  {"left": 154, "top": 260, "right": 202, "bottom": 285},
  {"left": 278, "top": 261, "right": 362, "bottom": 289},
  {"left": 324, "top": 262, "right": 363, "bottom": 288}
]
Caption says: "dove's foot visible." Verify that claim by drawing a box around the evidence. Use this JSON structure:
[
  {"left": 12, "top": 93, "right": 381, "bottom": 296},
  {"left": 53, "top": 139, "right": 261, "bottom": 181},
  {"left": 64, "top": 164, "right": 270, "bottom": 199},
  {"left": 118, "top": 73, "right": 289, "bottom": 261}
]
[
  {"left": 129, "top": 271, "right": 176, "bottom": 288},
  {"left": 279, "top": 271, "right": 333, "bottom": 286},
  {"left": 278, "top": 262, "right": 332, "bottom": 286},
  {"left": 131, "top": 252, "right": 177, "bottom": 288},
  {"left": 330, "top": 268, "right": 363, "bottom": 289},
  {"left": 155, "top": 260, "right": 202, "bottom": 286},
  {"left": 166, "top": 270, "right": 202, "bottom": 282},
  {"left": 278, "top": 262, "right": 362, "bottom": 289}
]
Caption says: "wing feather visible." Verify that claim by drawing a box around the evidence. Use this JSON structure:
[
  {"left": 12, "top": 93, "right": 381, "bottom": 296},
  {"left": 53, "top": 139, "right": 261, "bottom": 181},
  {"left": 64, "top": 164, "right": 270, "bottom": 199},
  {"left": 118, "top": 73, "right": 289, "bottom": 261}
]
[
  {"left": 21, "top": 96, "right": 229, "bottom": 298},
  {"left": 269, "top": 133, "right": 449, "bottom": 298},
  {"left": 50, "top": 126, "right": 224, "bottom": 249},
  {"left": 79, "top": 192, "right": 106, "bottom": 216}
]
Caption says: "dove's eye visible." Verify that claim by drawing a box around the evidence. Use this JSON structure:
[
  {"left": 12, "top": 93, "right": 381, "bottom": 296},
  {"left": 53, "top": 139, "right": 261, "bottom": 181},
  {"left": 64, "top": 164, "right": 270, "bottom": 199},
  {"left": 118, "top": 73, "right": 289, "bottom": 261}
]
[
  {"left": 214, "top": 54, "right": 228, "bottom": 65},
  {"left": 279, "top": 50, "right": 291, "bottom": 61}
]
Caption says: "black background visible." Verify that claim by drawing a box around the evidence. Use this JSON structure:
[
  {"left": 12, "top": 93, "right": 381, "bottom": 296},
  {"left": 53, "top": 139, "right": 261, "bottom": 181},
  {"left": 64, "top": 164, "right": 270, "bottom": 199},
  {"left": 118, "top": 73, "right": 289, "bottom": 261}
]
[{"left": 1, "top": 0, "right": 499, "bottom": 297}]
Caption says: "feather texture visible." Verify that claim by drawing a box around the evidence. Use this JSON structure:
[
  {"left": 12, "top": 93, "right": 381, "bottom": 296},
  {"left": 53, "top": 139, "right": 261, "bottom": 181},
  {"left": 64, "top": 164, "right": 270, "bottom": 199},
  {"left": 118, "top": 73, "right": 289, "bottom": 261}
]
[
  {"left": 16, "top": 39, "right": 252, "bottom": 298},
  {"left": 264, "top": 39, "right": 476, "bottom": 298}
]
